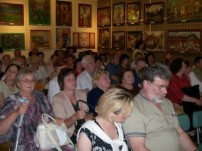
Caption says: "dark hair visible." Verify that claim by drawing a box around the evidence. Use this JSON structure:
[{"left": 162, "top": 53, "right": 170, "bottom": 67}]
[
  {"left": 74, "top": 58, "right": 82, "bottom": 69},
  {"left": 119, "top": 69, "right": 133, "bottom": 83},
  {"left": 170, "top": 58, "right": 184, "bottom": 73},
  {"left": 145, "top": 52, "right": 155, "bottom": 63},
  {"left": 5, "top": 63, "right": 20, "bottom": 73},
  {"left": 194, "top": 56, "right": 202, "bottom": 65},
  {"left": 37, "top": 51, "right": 44, "bottom": 57},
  {"left": 57, "top": 67, "right": 75, "bottom": 90},
  {"left": 135, "top": 39, "right": 145, "bottom": 49},
  {"left": 119, "top": 54, "right": 129, "bottom": 65},
  {"left": 139, "top": 63, "right": 172, "bottom": 82}
]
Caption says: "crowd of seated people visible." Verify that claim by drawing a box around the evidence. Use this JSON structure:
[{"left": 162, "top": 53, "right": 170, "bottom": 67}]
[{"left": 0, "top": 45, "right": 201, "bottom": 150}]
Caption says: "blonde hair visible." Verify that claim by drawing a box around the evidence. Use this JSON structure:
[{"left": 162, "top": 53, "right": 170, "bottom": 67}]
[
  {"left": 95, "top": 88, "right": 134, "bottom": 121},
  {"left": 92, "top": 70, "right": 109, "bottom": 87}
]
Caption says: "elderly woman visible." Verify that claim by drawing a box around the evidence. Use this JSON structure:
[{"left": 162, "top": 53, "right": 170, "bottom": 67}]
[
  {"left": 0, "top": 68, "right": 67, "bottom": 151},
  {"left": 77, "top": 88, "right": 134, "bottom": 151},
  {"left": 87, "top": 70, "right": 111, "bottom": 116},
  {"left": 52, "top": 67, "right": 93, "bottom": 144},
  {"left": 0, "top": 64, "right": 20, "bottom": 108}
]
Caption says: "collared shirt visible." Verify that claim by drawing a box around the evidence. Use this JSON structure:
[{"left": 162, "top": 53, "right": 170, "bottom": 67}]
[{"left": 76, "top": 70, "right": 93, "bottom": 91}]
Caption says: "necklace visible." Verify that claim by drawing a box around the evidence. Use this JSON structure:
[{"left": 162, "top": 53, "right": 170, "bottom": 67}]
[{"left": 4, "top": 80, "right": 15, "bottom": 86}]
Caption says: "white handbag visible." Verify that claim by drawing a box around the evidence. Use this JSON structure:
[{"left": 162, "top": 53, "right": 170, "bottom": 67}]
[{"left": 35, "top": 114, "right": 74, "bottom": 151}]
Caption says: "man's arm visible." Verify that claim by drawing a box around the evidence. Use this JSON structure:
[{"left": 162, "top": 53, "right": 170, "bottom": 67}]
[
  {"left": 178, "top": 127, "right": 198, "bottom": 151},
  {"left": 128, "top": 136, "right": 150, "bottom": 151}
]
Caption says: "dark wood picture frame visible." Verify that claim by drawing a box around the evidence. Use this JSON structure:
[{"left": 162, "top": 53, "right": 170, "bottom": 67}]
[
  {"left": 78, "top": 4, "right": 92, "bottom": 27},
  {"left": 112, "top": 31, "right": 125, "bottom": 49},
  {"left": 56, "top": 28, "right": 71, "bottom": 49},
  {"left": 113, "top": 3, "right": 125, "bottom": 26},
  {"left": 30, "top": 30, "right": 51, "bottom": 49},
  {"left": 0, "top": 33, "right": 25, "bottom": 50},
  {"left": 144, "top": 2, "right": 164, "bottom": 23},
  {"left": 167, "top": 0, "right": 202, "bottom": 23},
  {"left": 127, "top": 2, "right": 140, "bottom": 25},
  {"left": 167, "top": 30, "right": 201, "bottom": 53},
  {"left": 98, "top": 28, "right": 110, "bottom": 48},
  {"left": 28, "top": 0, "right": 50, "bottom": 25},
  {"left": 97, "top": 7, "right": 111, "bottom": 27},
  {"left": 126, "top": 31, "right": 142, "bottom": 50},
  {"left": 0, "top": 3, "right": 24, "bottom": 25},
  {"left": 56, "top": 1, "right": 72, "bottom": 26}
]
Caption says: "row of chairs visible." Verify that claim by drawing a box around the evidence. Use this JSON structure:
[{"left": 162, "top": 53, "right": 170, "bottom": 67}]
[{"left": 178, "top": 111, "right": 202, "bottom": 150}]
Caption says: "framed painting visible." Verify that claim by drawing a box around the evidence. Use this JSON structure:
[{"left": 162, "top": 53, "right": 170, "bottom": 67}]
[
  {"left": 167, "top": 31, "right": 201, "bottom": 53},
  {"left": 113, "top": 3, "right": 125, "bottom": 26},
  {"left": 73, "top": 32, "right": 95, "bottom": 48},
  {"left": 97, "top": 7, "right": 111, "bottom": 27},
  {"left": 0, "top": 33, "right": 25, "bottom": 50},
  {"left": 29, "top": 0, "right": 50, "bottom": 25},
  {"left": 98, "top": 28, "right": 110, "bottom": 48},
  {"left": 56, "top": 28, "right": 71, "bottom": 49},
  {"left": 112, "top": 31, "right": 125, "bottom": 49},
  {"left": 78, "top": 4, "right": 92, "bottom": 27},
  {"left": 127, "top": 2, "right": 140, "bottom": 25},
  {"left": 167, "top": 0, "right": 202, "bottom": 23},
  {"left": 126, "top": 31, "right": 143, "bottom": 50},
  {"left": 30, "top": 30, "right": 51, "bottom": 49},
  {"left": 56, "top": 1, "right": 72, "bottom": 26},
  {"left": 0, "top": 3, "right": 24, "bottom": 25},
  {"left": 144, "top": 2, "right": 164, "bottom": 23},
  {"left": 143, "top": 31, "right": 164, "bottom": 51}
]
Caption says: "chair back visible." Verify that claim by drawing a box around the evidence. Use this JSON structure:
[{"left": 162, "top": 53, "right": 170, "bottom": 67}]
[
  {"left": 193, "top": 111, "right": 202, "bottom": 145},
  {"left": 178, "top": 113, "right": 190, "bottom": 132}
]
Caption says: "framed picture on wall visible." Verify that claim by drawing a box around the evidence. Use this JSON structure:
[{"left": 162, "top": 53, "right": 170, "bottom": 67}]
[
  {"left": 144, "top": 2, "right": 164, "bottom": 23},
  {"left": 97, "top": 7, "right": 111, "bottom": 27},
  {"left": 56, "top": 1, "right": 72, "bottom": 26},
  {"left": 98, "top": 28, "right": 110, "bottom": 48},
  {"left": 78, "top": 4, "right": 92, "bottom": 27},
  {"left": 0, "top": 33, "right": 25, "bottom": 50},
  {"left": 29, "top": 0, "right": 50, "bottom": 25},
  {"left": 30, "top": 30, "right": 51, "bottom": 49},
  {"left": 167, "top": 0, "right": 202, "bottom": 23},
  {"left": 143, "top": 31, "right": 164, "bottom": 51},
  {"left": 73, "top": 32, "right": 95, "bottom": 48},
  {"left": 0, "top": 3, "right": 24, "bottom": 25},
  {"left": 112, "top": 31, "right": 125, "bottom": 49},
  {"left": 113, "top": 3, "right": 125, "bottom": 26},
  {"left": 127, "top": 2, "right": 140, "bottom": 25},
  {"left": 56, "top": 28, "right": 71, "bottom": 49},
  {"left": 126, "top": 31, "right": 143, "bottom": 50},
  {"left": 167, "top": 31, "right": 201, "bottom": 53}
]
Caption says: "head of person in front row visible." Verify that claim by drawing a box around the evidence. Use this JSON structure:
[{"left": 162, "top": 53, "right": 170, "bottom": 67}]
[
  {"left": 123, "top": 63, "right": 198, "bottom": 151},
  {"left": 77, "top": 88, "right": 133, "bottom": 151}
]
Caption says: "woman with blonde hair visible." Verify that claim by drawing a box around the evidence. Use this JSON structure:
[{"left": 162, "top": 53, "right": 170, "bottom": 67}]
[
  {"left": 77, "top": 88, "right": 134, "bottom": 151},
  {"left": 87, "top": 70, "right": 111, "bottom": 116}
]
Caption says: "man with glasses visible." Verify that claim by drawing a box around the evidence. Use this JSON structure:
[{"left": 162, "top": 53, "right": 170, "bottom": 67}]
[{"left": 123, "top": 63, "right": 198, "bottom": 151}]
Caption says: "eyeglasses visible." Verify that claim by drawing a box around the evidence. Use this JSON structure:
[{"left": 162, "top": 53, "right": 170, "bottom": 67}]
[{"left": 148, "top": 81, "right": 168, "bottom": 91}]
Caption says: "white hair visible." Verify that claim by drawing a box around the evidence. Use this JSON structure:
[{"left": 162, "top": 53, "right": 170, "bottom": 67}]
[{"left": 81, "top": 55, "right": 93, "bottom": 68}]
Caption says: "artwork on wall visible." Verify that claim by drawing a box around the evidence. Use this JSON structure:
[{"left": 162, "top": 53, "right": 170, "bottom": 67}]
[
  {"left": 167, "top": 0, "right": 202, "bottom": 23},
  {"left": 143, "top": 31, "right": 164, "bottom": 51},
  {"left": 126, "top": 31, "right": 143, "bottom": 50},
  {"left": 0, "top": 33, "right": 25, "bottom": 50},
  {"left": 78, "top": 4, "right": 92, "bottom": 27},
  {"left": 29, "top": 0, "right": 50, "bottom": 25},
  {"left": 112, "top": 31, "right": 125, "bottom": 49},
  {"left": 0, "top": 3, "right": 24, "bottom": 25},
  {"left": 30, "top": 30, "right": 51, "bottom": 49},
  {"left": 97, "top": 7, "right": 111, "bottom": 27},
  {"left": 113, "top": 3, "right": 125, "bottom": 26},
  {"left": 73, "top": 32, "right": 95, "bottom": 48},
  {"left": 56, "top": 1, "right": 72, "bottom": 26},
  {"left": 127, "top": 2, "right": 140, "bottom": 25},
  {"left": 144, "top": 2, "right": 164, "bottom": 23},
  {"left": 98, "top": 28, "right": 110, "bottom": 48},
  {"left": 167, "top": 31, "right": 201, "bottom": 53},
  {"left": 56, "top": 28, "right": 71, "bottom": 49}
]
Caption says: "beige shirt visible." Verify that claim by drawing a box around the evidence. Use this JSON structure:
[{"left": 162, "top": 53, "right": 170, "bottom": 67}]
[{"left": 52, "top": 90, "right": 88, "bottom": 137}]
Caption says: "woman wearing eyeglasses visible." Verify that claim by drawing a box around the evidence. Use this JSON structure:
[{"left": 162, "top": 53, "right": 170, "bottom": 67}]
[{"left": 77, "top": 88, "right": 133, "bottom": 151}]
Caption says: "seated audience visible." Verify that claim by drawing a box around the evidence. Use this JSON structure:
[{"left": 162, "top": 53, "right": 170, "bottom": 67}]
[
  {"left": 0, "top": 60, "right": 4, "bottom": 80},
  {"left": 123, "top": 63, "right": 198, "bottom": 151},
  {"left": 119, "top": 53, "right": 130, "bottom": 74},
  {"left": 0, "top": 64, "right": 20, "bottom": 108},
  {"left": 52, "top": 68, "right": 93, "bottom": 144},
  {"left": 145, "top": 52, "right": 155, "bottom": 66},
  {"left": 2, "top": 54, "right": 11, "bottom": 72},
  {"left": 87, "top": 70, "right": 111, "bottom": 116},
  {"left": 74, "top": 58, "right": 84, "bottom": 77},
  {"left": 77, "top": 88, "right": 133, "bottom": 151}
]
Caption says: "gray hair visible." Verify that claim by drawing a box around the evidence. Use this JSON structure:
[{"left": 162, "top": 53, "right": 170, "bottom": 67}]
[
  {"left": 81, "top": 55, "right": 94, "bottom": 67},
  {"left": 139, "top": 63, "right": 172, "bottom": 83},
  {"left": 15, "top": 67, "right": 37, "bottom": 83}
]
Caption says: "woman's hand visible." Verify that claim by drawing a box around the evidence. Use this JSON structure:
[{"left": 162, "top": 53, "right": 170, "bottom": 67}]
[
  {"left": 75, "top": 110, "right": 86, "bottom": 120},
  {"left": 15, "top": 103, "right": 28, "bottom": 116},
  {"left": 55, "top": 117, "right": 65, "bottom": 126},
  {"left": 85, "top": 113, "right": 94, "bottom": 121}
]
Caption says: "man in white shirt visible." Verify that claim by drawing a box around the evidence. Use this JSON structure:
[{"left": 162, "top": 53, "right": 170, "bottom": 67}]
[{"left": 76, "top": 55, "right": 95, "bottom": 92}]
